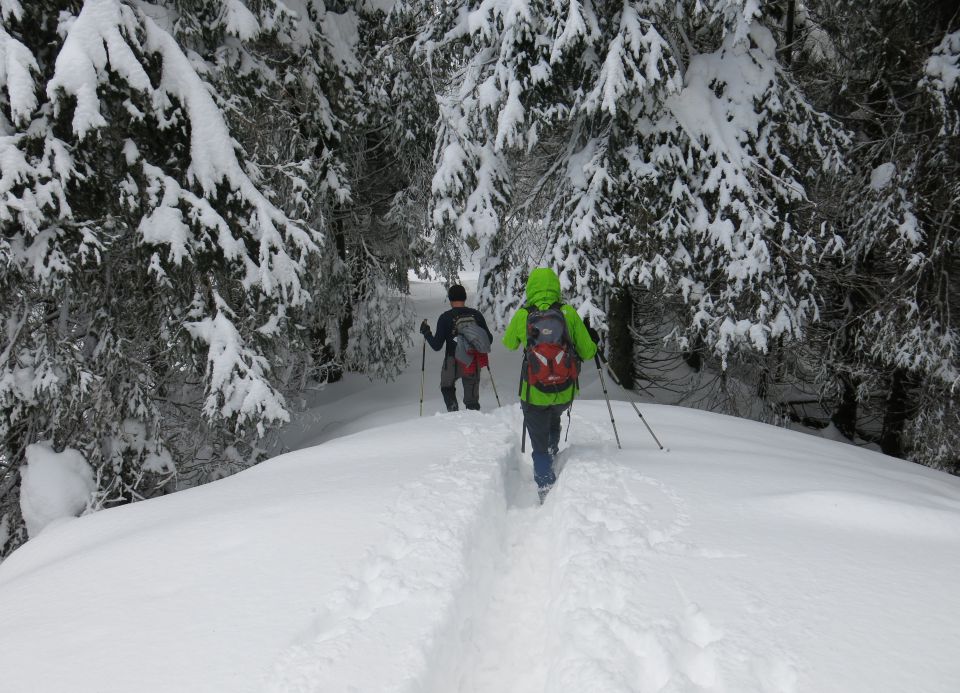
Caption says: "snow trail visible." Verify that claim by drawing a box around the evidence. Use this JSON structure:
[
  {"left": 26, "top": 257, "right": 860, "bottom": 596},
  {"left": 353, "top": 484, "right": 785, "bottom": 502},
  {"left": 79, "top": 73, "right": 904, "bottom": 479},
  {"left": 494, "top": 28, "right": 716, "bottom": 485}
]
[
  {"left": 445, "top": 408, "right": 699, "bottom": 693},
  {"left": 449, "top": 405, "right": 800, "bottom": 693},
  {"left": 265, "top": 409, "right": 518, "bottom": 693},
  {"left": 4, "top": 397, "right": 960, "bottom": 692},
  {"left": 451, "top": 431, "right": 553, "bottom": 693}
]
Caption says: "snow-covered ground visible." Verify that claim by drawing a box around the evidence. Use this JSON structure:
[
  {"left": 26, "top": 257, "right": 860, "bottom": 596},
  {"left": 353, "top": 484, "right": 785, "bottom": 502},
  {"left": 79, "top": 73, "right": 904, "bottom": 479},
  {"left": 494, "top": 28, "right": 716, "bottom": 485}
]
[{"left": 2, "top": 281, "right": 960, "bottom": 693}]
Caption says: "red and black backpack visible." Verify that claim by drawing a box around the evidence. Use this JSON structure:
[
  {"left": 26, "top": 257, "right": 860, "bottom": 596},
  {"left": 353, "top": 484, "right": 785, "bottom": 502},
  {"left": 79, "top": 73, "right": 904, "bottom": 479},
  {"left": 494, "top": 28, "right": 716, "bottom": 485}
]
[{"left": 524, "top": 303, "right": 579, "bottom": 393}]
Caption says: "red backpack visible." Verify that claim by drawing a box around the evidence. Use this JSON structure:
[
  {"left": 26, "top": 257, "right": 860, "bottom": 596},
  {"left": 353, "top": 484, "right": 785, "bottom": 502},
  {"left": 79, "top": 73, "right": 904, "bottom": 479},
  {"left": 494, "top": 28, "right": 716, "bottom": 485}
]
[{"left": 525, "top": 303, "right": 579, "bottom": 393}]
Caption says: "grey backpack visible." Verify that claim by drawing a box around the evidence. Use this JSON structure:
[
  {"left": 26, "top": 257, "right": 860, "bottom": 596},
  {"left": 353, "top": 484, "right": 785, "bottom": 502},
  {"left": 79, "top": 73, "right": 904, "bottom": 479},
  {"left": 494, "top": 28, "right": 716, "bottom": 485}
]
[{"left": 454, "top": 313, "right": 491, "bottom": 375}]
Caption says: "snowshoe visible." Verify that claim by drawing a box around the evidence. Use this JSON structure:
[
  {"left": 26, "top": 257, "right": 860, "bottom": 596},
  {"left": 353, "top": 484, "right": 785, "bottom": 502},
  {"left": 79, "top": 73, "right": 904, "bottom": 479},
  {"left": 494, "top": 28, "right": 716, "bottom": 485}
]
[{"left": 537, "top": 484, "right": 553, "bottom": 505}]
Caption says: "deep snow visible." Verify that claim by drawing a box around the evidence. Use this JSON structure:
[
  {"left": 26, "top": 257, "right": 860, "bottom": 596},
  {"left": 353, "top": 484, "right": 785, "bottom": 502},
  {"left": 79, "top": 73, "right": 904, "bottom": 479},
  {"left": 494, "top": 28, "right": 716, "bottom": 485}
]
[{"left": 1, "top": 280, "right": 959, "bottom": 693}]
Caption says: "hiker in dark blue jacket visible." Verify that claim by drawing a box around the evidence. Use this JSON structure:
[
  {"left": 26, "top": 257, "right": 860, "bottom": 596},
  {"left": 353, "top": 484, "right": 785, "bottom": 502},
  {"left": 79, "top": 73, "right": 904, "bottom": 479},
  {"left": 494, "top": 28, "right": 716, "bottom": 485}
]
[{"left": 420, "top": 285, "right": 493, "bottom": 412}]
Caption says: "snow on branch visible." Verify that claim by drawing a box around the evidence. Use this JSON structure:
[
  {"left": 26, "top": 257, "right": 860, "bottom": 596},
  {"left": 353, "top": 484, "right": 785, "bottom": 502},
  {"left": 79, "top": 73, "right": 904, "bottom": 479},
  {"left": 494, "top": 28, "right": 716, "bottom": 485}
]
[
  {"left": 425, "top": 1, "right": 846, "bottom": 362},
  {"left": 47, "top": 0, "right": 319, "bottom": 305},
  {"left": 582, "top": 4, "right": 680, "bottom": 115},
  {"left": 923, "top": 30, "right": 960, "bottom": 135},
  {"left": 46, "top": 0, "right": 152, "bottom": 137},
  {"left": 185, "top": 291, "right": 289, "bottom": 435},
  {"left": 0, "top": 23, "right": 38, "bottom": 126},
  {"left": 925, "top": 30, "right": 960, "bottom": 96}
]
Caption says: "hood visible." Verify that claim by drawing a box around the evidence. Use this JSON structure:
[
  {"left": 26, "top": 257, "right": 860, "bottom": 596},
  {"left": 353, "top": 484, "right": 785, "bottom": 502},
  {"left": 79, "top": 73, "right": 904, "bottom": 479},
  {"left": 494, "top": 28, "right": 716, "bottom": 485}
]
[{"left": 525, "top": 267, "right": 561, "bottom": 309}]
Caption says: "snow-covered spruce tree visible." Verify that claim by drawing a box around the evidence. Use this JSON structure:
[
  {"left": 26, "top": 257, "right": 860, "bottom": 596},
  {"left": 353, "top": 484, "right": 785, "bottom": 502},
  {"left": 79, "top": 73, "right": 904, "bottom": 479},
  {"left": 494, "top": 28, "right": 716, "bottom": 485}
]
[
  {"left": 203, "top": 0, "right": 434, "bottom": 382},
  {"left": 335, "top": 2, "right": 438, "bottom": 378},
  {"left": 167, "top": 0, "right": 356, "bottom": 387},
  {"left": 789, "top": 1, "right": 959, "bottom": 470},
  {"left": 425, "top": 1, "right": 846, "bottom": 386},
  {"left": 183, "top": 0, "right": 362, "bottom": 386},
  {"left": 0, "top": 0, "right": 322, "bottom": 553}
]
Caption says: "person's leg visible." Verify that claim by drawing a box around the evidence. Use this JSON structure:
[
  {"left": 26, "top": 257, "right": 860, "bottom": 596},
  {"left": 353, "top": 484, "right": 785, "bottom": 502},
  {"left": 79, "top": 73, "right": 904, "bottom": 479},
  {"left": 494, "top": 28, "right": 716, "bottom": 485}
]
[
  {"left": 521, "top": 402, "right": 555, "bottom": 489},
  {"left": 440, "top": 355, "right": 459, "bottom": 412},
  {"left": 547, "top": 403, "right": 568, "bottom": 456},
  {"left": 461, "top": 365, "right": 481, "bottom": 411}
]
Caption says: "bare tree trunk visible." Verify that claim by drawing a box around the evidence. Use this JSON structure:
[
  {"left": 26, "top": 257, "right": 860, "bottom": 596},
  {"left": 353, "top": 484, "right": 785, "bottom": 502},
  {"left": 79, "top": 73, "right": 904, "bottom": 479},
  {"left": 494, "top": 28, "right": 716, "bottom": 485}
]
[
  {"left": 0, "top": 466, "right": 19, "bottom": 508},
  {"left": 774, "top": 0, "right": 798, "bottom": 66}
]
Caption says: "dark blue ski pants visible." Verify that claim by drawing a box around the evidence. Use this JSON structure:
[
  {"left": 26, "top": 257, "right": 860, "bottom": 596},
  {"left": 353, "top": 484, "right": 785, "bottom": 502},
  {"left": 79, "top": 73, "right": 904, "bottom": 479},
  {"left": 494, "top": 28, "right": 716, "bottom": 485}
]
[{"left": 521, "top": 401, "right": 569, "bottom": 489}]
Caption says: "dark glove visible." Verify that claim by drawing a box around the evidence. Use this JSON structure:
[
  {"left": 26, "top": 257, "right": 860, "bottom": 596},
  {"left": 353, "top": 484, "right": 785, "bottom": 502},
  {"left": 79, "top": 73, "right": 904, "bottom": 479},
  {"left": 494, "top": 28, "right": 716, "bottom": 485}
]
[
  {"left": 419, "top": 319, "right": 431, "bottom": 337},
  {"left": 587, "top": 325, "right": 600, "bottom": 344}
]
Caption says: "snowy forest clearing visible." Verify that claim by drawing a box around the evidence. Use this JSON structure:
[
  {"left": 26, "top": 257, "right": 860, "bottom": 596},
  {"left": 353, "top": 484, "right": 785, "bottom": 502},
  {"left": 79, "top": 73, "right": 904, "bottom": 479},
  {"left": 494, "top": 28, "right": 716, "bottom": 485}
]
[{"left": 2, "top": 286, "right": 959, "bottom": 693}]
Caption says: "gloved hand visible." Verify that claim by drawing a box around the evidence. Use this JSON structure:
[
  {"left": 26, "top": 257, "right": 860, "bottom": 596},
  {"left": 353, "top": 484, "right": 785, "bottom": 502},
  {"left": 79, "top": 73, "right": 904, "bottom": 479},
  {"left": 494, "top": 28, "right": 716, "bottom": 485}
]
[
  {"left": 419, "top": 319, "right": 431, "bottom": 337},
  {"left": 587, "top": 325, "right": 600, "bottom": 344}
]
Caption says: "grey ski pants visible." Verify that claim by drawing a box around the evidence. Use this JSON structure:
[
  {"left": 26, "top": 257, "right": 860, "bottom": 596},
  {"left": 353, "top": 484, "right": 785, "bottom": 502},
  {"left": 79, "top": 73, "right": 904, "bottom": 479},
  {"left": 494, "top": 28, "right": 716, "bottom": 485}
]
[{"left": 440, "top": 354, "right": 480, "bottom": 412}]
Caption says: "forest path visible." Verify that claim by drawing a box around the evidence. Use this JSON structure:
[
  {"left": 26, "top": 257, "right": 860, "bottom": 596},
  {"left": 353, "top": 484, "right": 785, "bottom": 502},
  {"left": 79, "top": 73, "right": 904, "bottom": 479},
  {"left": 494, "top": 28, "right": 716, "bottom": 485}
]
[
  {"left": 442, "top": 402, "right": 796, "bottom": 693},
  {"left": 452, "top": 438, "right": 553, "bottom": 693},
  {"left": 445, "top": 410, "right": 749, "bottom": 693}
]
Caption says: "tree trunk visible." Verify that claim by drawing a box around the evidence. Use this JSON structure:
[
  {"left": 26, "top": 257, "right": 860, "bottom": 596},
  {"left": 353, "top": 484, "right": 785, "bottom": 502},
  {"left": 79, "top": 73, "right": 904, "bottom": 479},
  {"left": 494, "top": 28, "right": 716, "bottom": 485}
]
[
  {"left": 830, "top": 287, "right": 868, "bottom": 440},
  {"left": 683, "top": 335, "right": 704, "bottom": 372},
  {"left": 880, "top": 368, "right": 913, "bottom": 458},
  {"left": 335, "top": 221, "right": 352, "bottom": 364},
  {"left": 608, "top": 288, "right": 635, "bottom": 390},
  {"left": 783, "top": 0, "right": 796, "bottom": 67},
  {"left": 831, "top": 374, "right": 858, "bottom": 440}
]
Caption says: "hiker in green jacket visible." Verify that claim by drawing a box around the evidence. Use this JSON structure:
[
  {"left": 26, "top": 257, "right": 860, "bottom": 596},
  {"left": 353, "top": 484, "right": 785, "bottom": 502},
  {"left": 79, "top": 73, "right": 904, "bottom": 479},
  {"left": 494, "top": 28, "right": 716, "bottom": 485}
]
[{"left": 502, "top": 267, "right": 596, "bottom": 499}]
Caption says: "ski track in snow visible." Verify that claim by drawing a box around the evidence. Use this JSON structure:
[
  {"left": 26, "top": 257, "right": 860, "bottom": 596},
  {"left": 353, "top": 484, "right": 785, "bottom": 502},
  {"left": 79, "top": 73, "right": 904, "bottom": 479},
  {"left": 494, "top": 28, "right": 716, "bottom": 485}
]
[
  {"left": 265, "top": 409, "right": 518, "bottom": 693},
  {"left": 267, "top": 406, "right": 797, "bottom": 693},
  {"left": 458, "top": 415, "right": 748, "bottom": 693}
]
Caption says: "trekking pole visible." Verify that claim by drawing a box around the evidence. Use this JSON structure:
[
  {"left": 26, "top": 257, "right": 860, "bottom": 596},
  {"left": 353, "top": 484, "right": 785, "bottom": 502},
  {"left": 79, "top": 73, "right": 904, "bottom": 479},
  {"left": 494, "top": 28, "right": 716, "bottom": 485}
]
[
  {"left": 597, "top": 352, "right": 665, "bottom": 451},
  {"left": 594, "top": 355, "right": 622, "bottom": 449},
  {"left": 486, "top": 365, "right": 502, "bottom": 407},
  {"left": 519, "top": 361, "right": 527, "bottom": 451},
  {"left": 564, "top": 372, "right": 579, "bottom": 444},
  {"left": 419, "top": 337, "right": 426, "bottom": 416}
]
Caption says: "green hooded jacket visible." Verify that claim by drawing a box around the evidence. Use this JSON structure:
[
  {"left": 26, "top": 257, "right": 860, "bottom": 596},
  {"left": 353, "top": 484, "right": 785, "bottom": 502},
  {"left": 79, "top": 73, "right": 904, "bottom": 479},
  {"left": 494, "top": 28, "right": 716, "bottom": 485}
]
[{"left": 502, "top": 267, "right": 597, "bottom": 405}]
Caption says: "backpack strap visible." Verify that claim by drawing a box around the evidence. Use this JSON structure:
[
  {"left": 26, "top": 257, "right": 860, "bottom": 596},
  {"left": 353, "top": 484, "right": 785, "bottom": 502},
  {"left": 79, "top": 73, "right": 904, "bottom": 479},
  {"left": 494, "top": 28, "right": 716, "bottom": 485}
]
[
  {"left": 452, "top": 308, "right": 469, "bottom": 335},
  {"left": 519, "top": 306, "right": 531, "bottom": 399},
  {"left": 523, "top": 304, "right": 536, "bottom": 348}
]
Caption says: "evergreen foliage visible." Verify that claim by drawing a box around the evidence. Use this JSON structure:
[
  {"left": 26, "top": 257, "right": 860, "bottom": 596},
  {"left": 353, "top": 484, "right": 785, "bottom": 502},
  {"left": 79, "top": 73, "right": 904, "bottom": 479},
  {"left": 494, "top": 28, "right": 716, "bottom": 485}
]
[
  {"left": 792, "top": 0, "right": 959, "bottom": 470},
  {"left": 0, "top": 0, "right": 435, "bottom": 555},
  {"left": 425, "top": 1, "right": 846, "bottom": 368},
  {"left": 0, "top": 0, "right": 323, "bottom": 545},
  {"left": 1, "top": 0, "right": 958, "bottom": 556},
  {"left": 423, "top": 0, "right": 958, "bottom": 471}
]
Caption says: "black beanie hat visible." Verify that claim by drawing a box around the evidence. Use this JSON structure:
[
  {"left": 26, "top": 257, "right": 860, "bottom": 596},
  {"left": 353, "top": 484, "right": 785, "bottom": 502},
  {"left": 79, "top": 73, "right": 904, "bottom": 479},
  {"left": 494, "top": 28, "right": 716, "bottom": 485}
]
[{"left": 447, "top": 284, "right": 467, "bottom": 302}]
